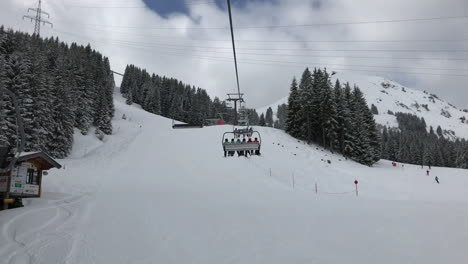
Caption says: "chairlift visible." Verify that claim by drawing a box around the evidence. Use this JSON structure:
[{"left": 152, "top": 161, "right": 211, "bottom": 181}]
[{"left": 222, "top": 130, "right": 261, "bottom": 155}]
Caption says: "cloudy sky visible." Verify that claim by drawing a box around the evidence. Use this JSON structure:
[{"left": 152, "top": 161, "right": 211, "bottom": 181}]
[{"left": 0, "top": 0, "right": 467, "bottom": 109}]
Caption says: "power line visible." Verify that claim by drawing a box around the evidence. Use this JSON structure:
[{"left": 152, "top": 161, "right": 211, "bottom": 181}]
[
  {"left": 53, "top": 34, "right": 468, "bottom": 52},
  {"left": 90, "top": 41, "right": 468, "bottom": 78},
  {"left": 59, "top": 24, "right": 468, "bottom": 44},
  {"left": 55, "top": 15, "right": 468, "bottom": 30},
  {"left": 67, "top": 33, "right": 468, "bottom": 77},
  {"left": 53, "top": 29, "right": 468, "bottom": 63}
]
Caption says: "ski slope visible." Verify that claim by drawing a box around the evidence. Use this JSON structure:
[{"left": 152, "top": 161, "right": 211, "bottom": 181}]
[
  {"left": 1, "top": 92, "right": 468, "bottom": 264},
  {"left": 257, "top": 72, "right": 468, "bottom": 139}
]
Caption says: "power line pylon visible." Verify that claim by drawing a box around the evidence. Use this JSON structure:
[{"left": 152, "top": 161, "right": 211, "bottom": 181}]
[{"left": 23, "top": 0, "right": 53, "bottom": 36}]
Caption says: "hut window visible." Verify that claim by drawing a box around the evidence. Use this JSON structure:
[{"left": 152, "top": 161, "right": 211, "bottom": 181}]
[{"left": 27, "top": 169, "right": 38, "bottom": 185}]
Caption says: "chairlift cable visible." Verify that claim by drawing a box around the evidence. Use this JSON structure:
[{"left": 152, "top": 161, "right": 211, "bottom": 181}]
[{"left": 227, "top": 0, "right": 242, "bottom": 102}]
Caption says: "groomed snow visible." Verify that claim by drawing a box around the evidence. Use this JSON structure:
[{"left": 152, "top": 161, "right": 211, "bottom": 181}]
[{"left": 1, "top": 90, "right": 467, "bottom": 264}]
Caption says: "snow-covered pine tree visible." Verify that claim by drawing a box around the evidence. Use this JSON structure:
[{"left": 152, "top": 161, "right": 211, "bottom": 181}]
[
  {"left": 259, "top": 113, "right": 266, "bottom": 126},
  {"left": 0, "top": 29, "right": 116, "bottom": 157},
  {"left": 142, "top": 79, "right": 155, "bottom": 113},
  {"left": 0, "top": 50, "right": 7, "bottom": 146},
  {"left": 276, "top": 104, "right": 288, "bottom": 130},
  {"left": 286, "top": 77, "right": 301, "bottom": 137},
  {"left": 47, "top": 65, "right": 75, "bottom": 158},
  {"left": 455, "top": 141, "right": 468, "bottom": 169},
  {"left": 103, "top": 57, "right": 115, "bottom": 120},
  {"left": 126, "top": 82, "right": 134, "bottom": 105},
  {"left": 349, "top": 86, "right": 373, "bottom": 165},
  {"left": 151, "top": 73, "right": 161, "bottom": 115},
  {"left": 298, "top": 68, "right": 314, "bottom": 141},
  {"left": 265, "top": 107, "right": 273, "bottom": 127},
  {"left": 342, "top": 82, "right": 355, "bottom": 158},
  {"left": 333, "top": 79, "right": 346, "bottom": 153},
  {"left": 120, "top": 64, "right": 132, "bottom": 94},
  {"left": 29, "top": 53, "right": 53, "bottom": 151},
  {"left": 309, "top": 68, "right": 324, "bottom": 143},
  {"left": 370, "top": 104, "right": 379, "bottom": 115},
  {"left": 318, "top": 70, "right": 338, "bottom": 151},
  {"left": 360, "top": 93, "right": 381, "bottom": 162},
  {"left": 2, "top": 54, "right": 32, "bottom": 148}
]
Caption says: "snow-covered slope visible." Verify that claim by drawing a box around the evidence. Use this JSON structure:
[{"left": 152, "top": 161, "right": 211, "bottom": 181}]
[
  {"left": 257, "top": 72, "right": 468, "bottom": 139},
  {"left": 1, "top": 91, "right": 468, "bottom": 264}
]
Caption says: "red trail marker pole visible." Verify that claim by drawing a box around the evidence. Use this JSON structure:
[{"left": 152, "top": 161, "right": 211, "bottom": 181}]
[{"left": 354, "top": 180, "right": 359, "bottom": 196}]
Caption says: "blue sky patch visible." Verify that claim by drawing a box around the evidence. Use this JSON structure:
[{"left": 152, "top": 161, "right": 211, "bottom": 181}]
[{"left": 143, "top": 0, "right": 275, "bottom": 17}]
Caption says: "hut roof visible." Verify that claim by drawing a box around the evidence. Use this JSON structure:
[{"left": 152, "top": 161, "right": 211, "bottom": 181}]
[{"left": 16, "top": 152, "right": 62, "bottom": 170}]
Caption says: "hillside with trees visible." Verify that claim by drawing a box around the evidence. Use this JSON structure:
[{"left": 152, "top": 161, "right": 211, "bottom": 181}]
[
  {"left": 119, "top": 64, "right": 234, "bottom": 126},
  {"left": 0, "top": 27, "right": 115, "bottom": 158},
  {"left": 285, "top": 68, "right": 381, "bottom": 166},
  {"left": 381, "top": 113, "right": 468, "bottom": 169}
]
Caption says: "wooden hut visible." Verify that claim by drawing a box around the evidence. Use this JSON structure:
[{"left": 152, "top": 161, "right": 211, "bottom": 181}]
[{"left": 1, "top": 151, "right": 61, "bottom": 210}]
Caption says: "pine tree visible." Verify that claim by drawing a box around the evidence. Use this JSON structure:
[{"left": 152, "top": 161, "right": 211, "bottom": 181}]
[
  {"left": 334, "top": 79, "right": 346, "bottom": 153},
  {"left": 342, "top": 82, "right": 355, "bottom": 158},
  {"left": 298, "top": 68, "right": 314, "bottom": 141},
  {"left": 0, "top": 53, "right": 8, "bottom": 146},
  {"left": 259, "top": 113, "right": 266, "bottom": 126},
  {"left": 286, "top": 77, "right": 301, "bottom": 137},
  {"left": 276, "top": 104, "right": 288, "bottom": 130},
  {"left": 436, "top": 126, "right": 443, "bottom": 138},
  {"left": 349, "top": 87, "right": 373, "bottom": 165},
  {"left": 47, "top": 66, "right": 75, "bottom": 158},
  {"left": 370, "top": 104, "right": 379, "bottom": 115},
  {"left": 265, "top": 107, "right": 273, "bottom": 127},
  {"left": 126, "top": 84, "right": 134, "bottom": 105},
  {"left": 318, "top": 71, "right": 338, "bottom": 151},
  {"left": 0, "top": 30, "right": 116, "bottom": 157}
]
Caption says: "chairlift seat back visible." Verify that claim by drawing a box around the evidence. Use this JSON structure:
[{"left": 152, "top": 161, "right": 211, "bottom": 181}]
[{"left": 223, "top": 142, "right": 260, "bottom": 151}]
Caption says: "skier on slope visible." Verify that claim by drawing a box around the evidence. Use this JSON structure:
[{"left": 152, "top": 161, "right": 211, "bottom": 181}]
[
  {"left": 426, "top": 170, "right": 430, "bottom": 176},
  {"left": 435, "top": 176, "right": 440, "bottom": 184}
]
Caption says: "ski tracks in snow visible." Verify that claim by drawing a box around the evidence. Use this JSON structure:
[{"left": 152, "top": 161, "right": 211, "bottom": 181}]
[{"left": 0, "top": 192, "right": 94, "bottom": 264}]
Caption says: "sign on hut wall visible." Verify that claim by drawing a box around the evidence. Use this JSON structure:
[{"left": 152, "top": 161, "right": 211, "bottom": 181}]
[
  {"left": 10, "top": 163, "right": 34, "bottom": 195},
  {"left": 23, "top": 184, "right": 39, "bottom": 195}
]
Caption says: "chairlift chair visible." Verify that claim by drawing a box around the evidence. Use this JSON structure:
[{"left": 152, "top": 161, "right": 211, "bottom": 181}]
[{"left": 222, "top": 130, "right": 261, "bottom": 154}]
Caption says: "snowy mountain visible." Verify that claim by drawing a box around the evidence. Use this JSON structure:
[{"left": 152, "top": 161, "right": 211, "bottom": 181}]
[
  {"left": 257, "top": 72, "right": 468, "bottom": 139},
  {"left": 1, "top": 90, "right": 467, "bottom": 264}
]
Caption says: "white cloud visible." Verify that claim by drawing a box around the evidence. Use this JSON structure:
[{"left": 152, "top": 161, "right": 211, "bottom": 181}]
[{"left": 1, "top": 0, "right": 467, "bottom": 109}]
